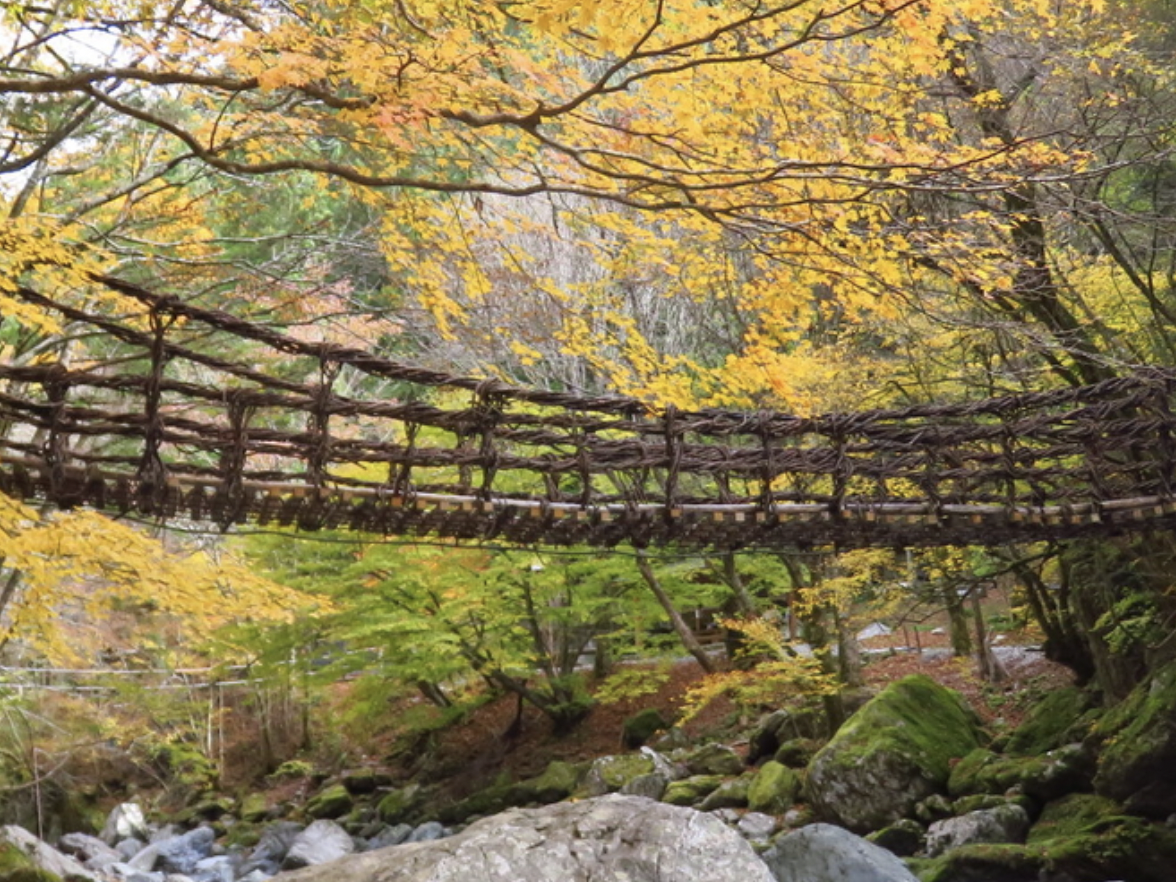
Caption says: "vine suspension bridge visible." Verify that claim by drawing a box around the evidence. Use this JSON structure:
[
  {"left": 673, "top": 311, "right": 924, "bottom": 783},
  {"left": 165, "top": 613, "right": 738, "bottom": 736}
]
[{"left": 4, "top": 276, "right": 1176, "bottom": 552}]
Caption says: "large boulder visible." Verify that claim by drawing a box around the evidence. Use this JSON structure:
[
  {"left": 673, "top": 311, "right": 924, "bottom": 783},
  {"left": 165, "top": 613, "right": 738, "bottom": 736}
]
[
  {"left": 0, "top": 825, "right": 101, "bottom": 881},
  {"left": 805, "top": 675, "right": 983, "bottom": 833},
  {"left": 760, "top": 823, "right": 920, "bottom": 882},
  {"left": 278, "top": 794, "right": 774, "bottom": 882},
  {"left": 1094, "top": 661, "right": 1176, "bottom": 815}
]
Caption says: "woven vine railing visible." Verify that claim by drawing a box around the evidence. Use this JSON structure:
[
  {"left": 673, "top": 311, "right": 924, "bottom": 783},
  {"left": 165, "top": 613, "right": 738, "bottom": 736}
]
[{"left": 3, "top": 275, "right": 1176, "bottom": 551}]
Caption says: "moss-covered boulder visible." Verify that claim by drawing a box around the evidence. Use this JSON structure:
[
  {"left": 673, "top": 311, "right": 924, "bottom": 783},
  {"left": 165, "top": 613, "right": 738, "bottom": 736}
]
[
  {"left": 1005, "top": 686, "right": 1094, "bottom": 755},
  {"left": 376, "top": 784, "right": 423, "bottom": 825},
  {"left": 306, "top": 783, "right": 354, "bottom": 820},
  {"left": 662, "top": 775, "right": 725, "bottom": 807},
  {"left": 341, "top": 769, "right": 392, "bottom": 795},
  {"left": 583, "top": 754, "right": 655, "bottom": 796},
  {"left": 1094, "top": 661, "right": 1176, "bottom": 816},
  {"left": 867, "top": 819, "right": 925, "bottom": 857},
  {"left": 699, "top": 774, "right": 753, "bottom": 811},
  {"left": 774, "top": 738, "right": 821, "bottom": 769},
  {"left": 0, "top": 843, "right": 49, "bottom": 881},
  {"left": 747, "top": 706, "right": 825, "bottom": 764},
  {"left": 747, "top": 761, "right": 800, "bottom": 814},
  {"left": 239, "top": 792, "right": 272, "bottom": 824},
  {"left": 622, "top": 709, "right": 669, "bottom": 749},
  {"left": 683, "top": 744, "right": 744, "bottom": 777},
  {"left": 948, "top": 743, "right": 1094, "bottom": 803},
  {"left": 435, "top": 780, "right": 514, "bottom": 825},
  {"left": 512, "top": 760, "right": 583, "bottom": 805},
  {"left": 804, "top": 675, "right": 983, "bottom": 833},
  {"left": 909, "top": 793, "right": 1176, "bottom": 882}
]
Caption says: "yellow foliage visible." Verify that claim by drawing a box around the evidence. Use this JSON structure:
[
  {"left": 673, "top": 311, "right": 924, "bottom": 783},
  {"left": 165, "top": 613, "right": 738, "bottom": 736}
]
[{"left": 0, "top": 491, "right": 312, "bottom": 665}]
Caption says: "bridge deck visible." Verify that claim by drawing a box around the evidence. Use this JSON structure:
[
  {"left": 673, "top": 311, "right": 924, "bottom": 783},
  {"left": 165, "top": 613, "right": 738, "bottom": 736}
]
[{"left": 3, "top": 276, "right": 1176, "bottom": 550}]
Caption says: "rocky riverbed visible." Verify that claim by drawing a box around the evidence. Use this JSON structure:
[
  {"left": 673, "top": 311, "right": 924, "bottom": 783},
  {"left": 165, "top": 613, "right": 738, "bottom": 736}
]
[{"left": 7, "top": 664, "right": 1176, "bottom": 882}]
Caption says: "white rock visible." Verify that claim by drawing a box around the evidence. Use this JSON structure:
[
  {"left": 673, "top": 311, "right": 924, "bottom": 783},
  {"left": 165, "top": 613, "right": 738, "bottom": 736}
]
[{"left": 102, "top": 802, "right": 150, "bottom": 846}]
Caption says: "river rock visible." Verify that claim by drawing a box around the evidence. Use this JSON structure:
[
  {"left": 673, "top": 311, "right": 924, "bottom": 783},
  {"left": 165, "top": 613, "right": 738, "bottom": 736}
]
[
  {"left": 59, "top": 831, "right": 123, "bottom": 870},
  {"left": 102, "top": 802, "right": 151, "bottom": 845},
  {"left": 282, "top": 819, "right": 355, "bottom": 869},
  {"left": 239, "top": 820, "right": 302, "bottom": 875},
  {"left": 0, "top": 824, "right": 102, "bottom": 880},
  {"left": 584, "top": 753, "right": 655, "bottom": 795},
  {"left": 760, "top": 822, "right": 920, "bottom": 882},
  {"left": 748, "top": 761, "right": 800, "bottom": 813},
  {"left": 277, "top": 794, "right": 774, "bottom": 882},
  {"left": 805, "top": 674, "right": 983, "bottom": 832},
  {"left": 925, "top": 803, "right": 1030, "bottom": 856},
  {"left": 683, "top": 743, "right": 745, "bottom": 776},
  {"left": 131, "top": 825, "right": 216, "bottom": 875}
]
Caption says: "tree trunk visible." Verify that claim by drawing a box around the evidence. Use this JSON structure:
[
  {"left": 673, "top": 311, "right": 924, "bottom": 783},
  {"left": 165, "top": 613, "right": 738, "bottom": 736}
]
[
  {"left": 635, "top": 551, "right": 716, "bottom": 674},
  {"left": 943, "top": 586, "right": 973, "bottom": 657}
]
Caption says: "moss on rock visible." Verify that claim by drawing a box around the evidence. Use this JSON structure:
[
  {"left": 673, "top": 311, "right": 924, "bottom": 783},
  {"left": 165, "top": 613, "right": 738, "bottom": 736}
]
[
  {"left": 947, "top": 744, "right": 1093, "bottom": 803},
  {"left": 1005, "top": 686, "right": 1094, "bottom": 756},
  {"left": 1094, "top": 661, "right": 1176, "bottom": 816},
  {"left": 512, "top": 760, "right": 583, "bottom": 805},
  {"left": 377, "top": 784, "right": 423, "bottom": 825},
  {"left": 621, "top": 709, "right": 669, "bottom": 749},
  {"left": 583, "top": 754, "right": 655, "bottom": 796},
  {"left": 747, "top": 761, "right": 799, "bottom": 814},
  {"left": 805, "top": 674, "right": 983, "bottom": 833},
  {"left": 305, "top": 783, "right": 353, "bottom": 820},
  {"left": 699, "top": 773, "right": 753, "bottom": 811},
  {"left": 682, "top": 743, "right": 744, "bottom": 777},
  {"left": 661, "top": 775, "right": 725, "bottom": 807},
  {"left": 910, "top": 793, "right": 1176, "bottom": 882}
]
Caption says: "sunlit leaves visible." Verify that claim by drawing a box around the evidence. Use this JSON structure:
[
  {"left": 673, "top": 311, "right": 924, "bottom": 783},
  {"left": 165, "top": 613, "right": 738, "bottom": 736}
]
[{"left": 0, "top": 495, "right": 308, "bottom": 665}]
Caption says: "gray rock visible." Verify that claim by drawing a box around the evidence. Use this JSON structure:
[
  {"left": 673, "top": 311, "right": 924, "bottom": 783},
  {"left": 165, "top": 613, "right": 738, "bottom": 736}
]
[
  {"left": 640, "top": 745, "right": 686, "bottom": 781},
  {"left": 59, "top": 831, "right": 123, "bottom": 870},
  {"left": 925, "top": 804, "right": 1031, "bottom": 857},
  {"left": 737, "top": 812, "right": 778, "bottom": 840},
  {"left": 761, "top": 823, "right": 920, "bottom": 882},
  {"left": 134, "top": 826, "right": 216, "bottom": 876},
  {"left": 114, "top": 872, "right": 164, "bottom": 882},
  {"left": 117, "top": 837, "right": 148, "bottom": 860},
  {"left": 407, "top": 821, "right": 446, "bottom": 843},
  {"left": 620, "top": 772, "right": 668, "bottom": 800},
  {"left": 103, "top": 803, "right": 151, "bottom": 846},
  {"left": 367, "top": 823, "right": 413, "bottom": 850},
  {"left": 684, "top": 743, "right": 745, "bottom": 776},
  {"left": 0, "top": 825, "right": 101, "bottom": 880},
  {"left": 238, "top": 870, "right": 275, "bottom": 882},
  {"left": 277, "top": 794, "right": 774, "bottom": 882},
  {"left": 282, "top": 819, "right": 356, "bottom": 869},
  {"left": 583, "top": 753, "right": 655, "bottom": 796},
  {"left": 193, "top": 854, "right": 235, "bottom": 882},
  {"left": 253, "top": 820, "right": 304, "bottom": 859}
]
